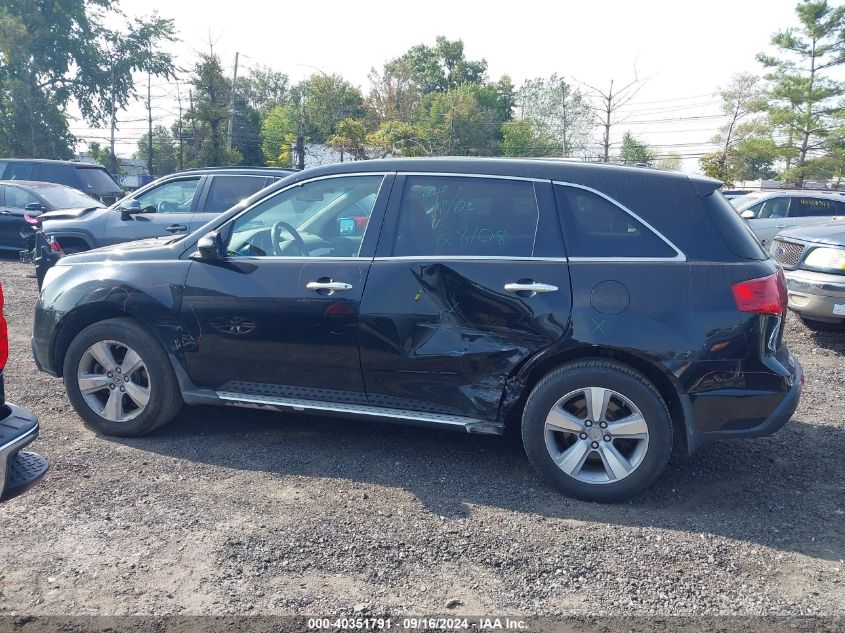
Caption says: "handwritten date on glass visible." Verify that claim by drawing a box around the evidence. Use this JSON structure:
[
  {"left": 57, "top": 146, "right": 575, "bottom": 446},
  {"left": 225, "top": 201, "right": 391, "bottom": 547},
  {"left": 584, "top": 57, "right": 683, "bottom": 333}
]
[{"left": 436, "top": 226, "right": 508, "bottom": 248}]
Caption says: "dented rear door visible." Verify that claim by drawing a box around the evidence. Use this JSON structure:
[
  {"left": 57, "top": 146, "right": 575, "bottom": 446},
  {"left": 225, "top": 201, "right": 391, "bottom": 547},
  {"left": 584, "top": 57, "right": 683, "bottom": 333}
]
[{"left": 358, "top": 174, "right": 572, "bottom": 421}]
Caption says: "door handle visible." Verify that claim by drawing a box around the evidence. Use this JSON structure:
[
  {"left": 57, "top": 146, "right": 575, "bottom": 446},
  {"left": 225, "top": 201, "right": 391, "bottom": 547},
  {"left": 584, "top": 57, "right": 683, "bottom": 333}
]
[
  {"left": 504, "top": 282, "right": 558, "bottom": 294},
  {"left": 165, "top": 224, "right": 187, "bottom": 233},
  {"left": 775, "top": 224, "right": 787, "bottom": 228},
  {"left": 0, "top": 210, "right": 12, "bottom": 215},
  {"left": 306, "top": 281, "right": 353, "bottom": 293}
]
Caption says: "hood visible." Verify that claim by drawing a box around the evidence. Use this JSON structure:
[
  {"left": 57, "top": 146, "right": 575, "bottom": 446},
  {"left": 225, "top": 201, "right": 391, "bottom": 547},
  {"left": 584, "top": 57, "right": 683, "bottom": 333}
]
[
  {"left": 57, "top": 236, "right": 185, "bottom": 265},
  {"left": 38, "top": 206, "right": 103, "bottom": 222},
  {"left": 778, "top": 219, "right": 845, "bottom": 246}
]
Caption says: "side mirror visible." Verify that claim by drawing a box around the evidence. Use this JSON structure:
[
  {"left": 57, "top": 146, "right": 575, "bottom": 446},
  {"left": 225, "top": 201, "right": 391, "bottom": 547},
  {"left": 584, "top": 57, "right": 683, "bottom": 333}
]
[
  {"left": 740, "top": 210, "right": 755, "bottom": 220},
  {"left": 24, "top": 202, "right": 45, "bottom": 214},
  {"left": 119, "top": 199, "right": 142, "bottom": 218},
  {"left": 194, "top": 231, "right": 223, "bottom": 262}
]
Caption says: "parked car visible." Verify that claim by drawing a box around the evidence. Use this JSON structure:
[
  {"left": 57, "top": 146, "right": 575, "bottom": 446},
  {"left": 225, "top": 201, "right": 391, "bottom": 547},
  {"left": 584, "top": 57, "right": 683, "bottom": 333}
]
[
  {"left": 38, "top": 167, "right": 294, "bottom": 253},
  {"left": 0, "top": 180, "right": 103, "bottom": 252},
  {"left": 721, "top": 188, "right": 753, "bottom": 200},
  {"left": 732, "top": 190, "right": 845, "bottom": 246},
  {"left": 770, "top": 221, "right": 845, "bottom": 331},
  {"left": 0, "top": 159, "right": 122, "bottom": 205},
  {"left": 0, "top": 282, "right": 47, "bottom": 499},
  {"left": 32, "top": 158, "right": 802, "bottom": 502}
]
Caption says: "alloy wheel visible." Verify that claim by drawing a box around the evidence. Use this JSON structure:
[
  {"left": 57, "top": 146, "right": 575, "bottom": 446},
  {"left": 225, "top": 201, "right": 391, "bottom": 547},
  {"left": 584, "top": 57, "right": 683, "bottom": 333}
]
[
  {"left": 544, "top": 386, "right": 650, "bottom": 484},
  {"left": 77, "top": 340, "right": 151, "bottom": 422}
]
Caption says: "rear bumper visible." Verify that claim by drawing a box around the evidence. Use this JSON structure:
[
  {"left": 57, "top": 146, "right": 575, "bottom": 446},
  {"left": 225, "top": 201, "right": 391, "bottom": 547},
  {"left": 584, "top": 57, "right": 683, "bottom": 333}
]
[
  {"left": 685, "top": 358, "right": 802, "bottom": 452},
  {"left": 784, "top": 269, "right": 845, "bottom": 322},
  {"left": 0, "top": 401, "right": 44, "bottom": 498}
]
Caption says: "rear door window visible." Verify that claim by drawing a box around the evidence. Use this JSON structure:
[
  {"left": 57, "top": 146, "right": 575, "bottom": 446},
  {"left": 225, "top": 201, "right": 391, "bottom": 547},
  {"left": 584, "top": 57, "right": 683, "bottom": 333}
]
[
  {"left": 392, "top": 176, "right": 539, "bottom": 257},
  {"left": 794, "top": 197, "right": 845, "bottom": 217},
  {"left": 75, "top": 167, "right": 120, "bottom": 193},
  {"left": 203, "top": 175, "right": 272, "bottom": 212},
  {"left": 6, "top": 162, "right": 34, "bottom": 180},
  {"left": 554, "top": 185, "right": 678, "bottom": 258}
]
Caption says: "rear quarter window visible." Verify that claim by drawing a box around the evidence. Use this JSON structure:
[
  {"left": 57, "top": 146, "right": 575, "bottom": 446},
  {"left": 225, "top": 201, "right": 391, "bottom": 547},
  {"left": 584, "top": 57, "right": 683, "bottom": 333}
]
[
  {"left": 703, "top": 192, "right": 766, "bottom": 260},
  {"left": 554, "top": 185, "right": 678, "bottom": 258}
]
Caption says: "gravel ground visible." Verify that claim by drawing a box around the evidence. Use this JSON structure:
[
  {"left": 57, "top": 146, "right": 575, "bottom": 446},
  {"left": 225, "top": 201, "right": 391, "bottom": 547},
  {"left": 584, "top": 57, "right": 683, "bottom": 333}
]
[{"left": 0, "top": 257, "right": 843, "bottom": 618}]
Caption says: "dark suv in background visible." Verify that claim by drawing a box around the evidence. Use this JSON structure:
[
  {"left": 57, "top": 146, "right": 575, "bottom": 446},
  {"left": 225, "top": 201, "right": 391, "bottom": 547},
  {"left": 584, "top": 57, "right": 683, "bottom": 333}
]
[
  {"left": 31, "top": 159, "right": 802, "bottom": 501},
  {"left": 0, "top": 159, "right": 123, "bottom": 205},
  {"left": 37, "top": 167, "right": 294, "bottom": 252}
]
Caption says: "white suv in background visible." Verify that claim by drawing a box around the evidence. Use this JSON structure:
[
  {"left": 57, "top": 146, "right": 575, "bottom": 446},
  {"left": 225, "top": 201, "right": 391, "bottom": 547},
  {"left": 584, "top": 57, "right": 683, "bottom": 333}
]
[{"left": 732, "top": 190, "right": 845, "bottom": 246}]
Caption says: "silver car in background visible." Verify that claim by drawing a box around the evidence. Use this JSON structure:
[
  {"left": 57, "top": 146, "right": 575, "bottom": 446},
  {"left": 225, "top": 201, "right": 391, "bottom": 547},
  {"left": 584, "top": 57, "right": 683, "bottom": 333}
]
[{"left": 732, "top": 190, "right": 845, "bottom": 246}]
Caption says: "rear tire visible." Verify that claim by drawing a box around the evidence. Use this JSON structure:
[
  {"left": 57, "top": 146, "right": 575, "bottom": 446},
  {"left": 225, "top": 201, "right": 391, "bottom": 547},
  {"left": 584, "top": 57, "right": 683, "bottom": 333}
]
[
  {"left": 63, "top": 318, "right": 183, "bottom": 436},
  {"left": 799, "top": 316, "right": 845, "bottom": 332},
  {"left": 521, "top": 359, "right": 673, "bottom": 502}
]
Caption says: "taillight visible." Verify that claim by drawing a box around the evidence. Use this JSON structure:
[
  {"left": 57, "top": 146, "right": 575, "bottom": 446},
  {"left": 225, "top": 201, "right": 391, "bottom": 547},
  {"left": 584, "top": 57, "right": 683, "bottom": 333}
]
[
  {"left": 0, "top": 283, "right": 7, "bottom": 370},
  {"left": 731, "top": 271, "right": 787, "bottom": 315}
]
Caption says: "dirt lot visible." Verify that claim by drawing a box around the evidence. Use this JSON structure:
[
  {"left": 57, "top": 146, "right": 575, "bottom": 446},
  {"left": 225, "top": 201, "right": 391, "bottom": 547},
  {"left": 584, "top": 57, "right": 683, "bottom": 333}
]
[{"left": 0, "top": 257, "right": 843, "bottom": 618}]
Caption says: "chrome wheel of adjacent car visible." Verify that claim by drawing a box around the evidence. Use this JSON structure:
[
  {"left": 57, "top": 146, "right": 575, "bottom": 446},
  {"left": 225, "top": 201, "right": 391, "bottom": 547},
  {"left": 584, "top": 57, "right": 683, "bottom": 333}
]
[
  {"left": 544, "top": 386, "right": 649, "bottom": 484},
  {"left": 77, "top": 340, "right": 151, "bottom": 423}
]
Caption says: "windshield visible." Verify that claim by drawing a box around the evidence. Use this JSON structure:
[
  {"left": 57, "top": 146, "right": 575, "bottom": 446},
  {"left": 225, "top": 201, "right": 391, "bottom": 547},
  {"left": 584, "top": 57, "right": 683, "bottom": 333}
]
[
  {"left": 35, "top": 186, "right": 103, "bottom": 209},
  {"left": 75, "top": 167, "right": 120, "bottom": 193},
  {"left": 730, "top": 193, "right": 766, "bottom": 209}
]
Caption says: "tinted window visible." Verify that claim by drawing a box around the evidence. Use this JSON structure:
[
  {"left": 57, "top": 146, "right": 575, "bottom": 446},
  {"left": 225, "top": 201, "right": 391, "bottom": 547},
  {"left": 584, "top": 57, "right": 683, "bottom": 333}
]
[
  {"left": 134, "top": 178, "right": 201, "bottom": 213},
  {"left": 75, "top": 167, "right": 120, "bottom": 192},
  {"left": 702, "top": 192, "right": 766, "bottom": 261},
  {"left": 227, "top": 175, "right": 383, "bottom": 258},
  {"left": 34, "top": 186, "right": 102, "bottom": 209},
  {"left": 746, "top": 197, "right": 790, "bottom": 219},
  {"left": 4, "top": 186, "right": 38, "bottom": 208},
  {"left": 393, "top": 176, "right": 538, "bottom": 257},
  {"left": 36, "top": 163, "right": 75, "bottom": 186},
  {"left": 204, "top": 175, "right": 270, "bottom": 212},
  {"left": 794, "top": 197, "right": 845, "bottom": 217},
  {"left": 6, "top": 162, "right": 34, "bottom": 180},
  {"left": 554, "top": 185, "right": 676, "bottom": 258}
]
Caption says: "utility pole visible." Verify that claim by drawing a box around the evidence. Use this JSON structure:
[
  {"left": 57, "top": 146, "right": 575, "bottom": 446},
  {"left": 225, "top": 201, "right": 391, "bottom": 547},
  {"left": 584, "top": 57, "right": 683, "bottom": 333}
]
[
  {"left": 227, "top": 51, "right": 239, "bottom": 149},
  {"left": 295, "top": 96, "right": 305, "bottom": 170},
  {"left": 176, "top": 81, "right": 184, "bottom": 171},
  {"left": 109, "top": 60, "right": 117, "bottom": 175},
  {"left": 189, "top": 89, "right": 196, "bottom": 163},
  {"left": 146, "top": 69, "right": 153, "bottom": 176}
]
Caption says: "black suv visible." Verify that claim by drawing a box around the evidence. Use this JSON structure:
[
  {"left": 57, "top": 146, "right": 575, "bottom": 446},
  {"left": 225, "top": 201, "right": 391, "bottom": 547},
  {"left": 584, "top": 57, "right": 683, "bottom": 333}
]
[
  {"left": 31, "top": 159, "right": 802, "bottom": 501},
  {"left": 0, "top": 159, "right": 123, "bottom": 205},
  {"left": 39, "top": 167, "right": 294, "bottom": 252}
]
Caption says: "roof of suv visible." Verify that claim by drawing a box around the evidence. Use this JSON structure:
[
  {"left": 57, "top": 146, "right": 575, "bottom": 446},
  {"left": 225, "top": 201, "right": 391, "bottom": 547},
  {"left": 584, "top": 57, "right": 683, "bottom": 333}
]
[
  {"left": 292, "top": 157, "right": 723, "bottom": 196},
  {"left": 177, "top": 166, "right": 296, "bottom": 176},
  {"left": 0, "top": 158, "right": 107, "bottom": 167}
]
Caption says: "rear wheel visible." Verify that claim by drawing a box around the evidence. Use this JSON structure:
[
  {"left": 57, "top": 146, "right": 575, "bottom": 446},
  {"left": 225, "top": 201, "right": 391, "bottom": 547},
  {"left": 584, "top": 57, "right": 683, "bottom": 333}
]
[
  {"left": 63, "top": 318, "right": 183, "bottom": 436},
  {"left": 522, "top": 360, "right": 673, "bottom": 502}
]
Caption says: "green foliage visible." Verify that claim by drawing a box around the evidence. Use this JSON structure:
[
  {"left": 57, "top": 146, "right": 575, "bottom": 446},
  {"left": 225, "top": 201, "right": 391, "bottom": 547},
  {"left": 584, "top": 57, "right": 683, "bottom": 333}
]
[
  {"left": 366, "top": 120, "right": 429, "bottom": 157},
  {"left": 386, "top": 36, "right": 487, "bottom": 95},
  {"left": 300, "top": 74, "right": 366, "bottom": 143},
  {"left": 656, "top": 154, "right": 683, "bottom": 171},
  {"left": 501, "top": 119, "right": 555, "bottom": 157},
  {"left": 417, "top": 85, "right": 498, "bottom": 155},
  {"left": 618, "top": 132, "right": 655, "bottom": 165},
  {"left": 188, "top": 53, "right": 241, "bottom": 167},
  {"left": 517, "top": 75, "right": 592, "bottom": 156},
  {"left": 135, "top": 125, "right": 179, "bottom": 175},
  {"left": 757, "top": 0, "right": 845, "bottom": 185},
  {"left": 261, "top": 103, "right": 300, "bottom": 167},
  {"left": 327, "top": 118, "right": 370, "bottom": 161},
  {"left": 0, "top": 0, "right": 176, "bottom": 158},
  {"left": 240, "top": 66, "right": 289, "bottom": 112}
]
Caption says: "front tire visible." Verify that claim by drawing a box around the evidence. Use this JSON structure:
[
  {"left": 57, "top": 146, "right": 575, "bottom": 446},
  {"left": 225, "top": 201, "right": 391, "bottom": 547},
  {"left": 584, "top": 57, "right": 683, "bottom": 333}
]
[
  {"left": 63, "top": 318, "right": 183, "bottom": 436},
  {"left": 522, "top": 359, "right": 673, "bottom": 502}
]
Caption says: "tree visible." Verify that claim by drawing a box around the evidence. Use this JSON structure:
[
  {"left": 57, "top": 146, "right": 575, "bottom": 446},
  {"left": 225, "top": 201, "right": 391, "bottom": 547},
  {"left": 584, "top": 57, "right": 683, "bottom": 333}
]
[
  {"left": 135, "top": 125, "right": 178, "bottom": 176},
  {"left": 367, "top": 120, "right": 430, "bottom": 157},
  {"left": 577, "top": 72, "right": 646, "bottom": 162},
  {"left": 618, "top": 132, "right": 655, "bottom": 165},
  {"left": 367, "top": 60, "right": 422, "bottom": 123},
  {"left": 0, "top": 0, "right": 176, "bottom": 160},
  {"left": 299, "top": 74, "right": 366, "bottom": 143},
  {"left": 261, "top": 103, "right": 301, "bottom": 167},
  {"left": 240, "top": 66, "right": 289, "bottom": 111},
  {"left": 327, "top": 118, "right": 370, "bottom": 161},
  {"left": 518, "top": 75, "right": 593, "bottom": 156},
  {"left": 188, "top": 53, "right": 242, "bottom": 167},
  {"left": 501, "top": 119, "right": 556, "bottom": 157},
  {"left": 757, "top": 0, "right": 845, "bottom": 185},
  {"left": 417, "top": 85, "right": 497, "bottom": 155},
  {"left": 386, "top": 36, "right": 487, "bottom": 95},
  {"left": 656, "top": 154, "right": 683, "bottom": 171}
]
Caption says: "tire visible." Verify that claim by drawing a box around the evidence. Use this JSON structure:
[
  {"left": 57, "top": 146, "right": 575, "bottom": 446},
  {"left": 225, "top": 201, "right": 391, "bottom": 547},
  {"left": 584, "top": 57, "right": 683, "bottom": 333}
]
[
  {"left": 63, "top": 317, "right": 183, "bottom": 436},
  {"left": 799, "top": 316, "right": 845, "bottom": 332},
  {"left": 521, "top": 359, "right": 673, "bottom": 502}
]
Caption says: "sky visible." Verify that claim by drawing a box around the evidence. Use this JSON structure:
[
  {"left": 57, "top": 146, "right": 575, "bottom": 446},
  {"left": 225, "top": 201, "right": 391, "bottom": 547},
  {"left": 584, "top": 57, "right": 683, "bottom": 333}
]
[{"left": 83, "top": 0, "right": 805, "bottom": 173}]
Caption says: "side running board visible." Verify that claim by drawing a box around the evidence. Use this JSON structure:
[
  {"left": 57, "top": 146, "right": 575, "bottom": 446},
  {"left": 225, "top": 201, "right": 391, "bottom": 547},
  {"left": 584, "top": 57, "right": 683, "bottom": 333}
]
[{"left": 215, "top": 391, "right": 504, "bottom": 435}]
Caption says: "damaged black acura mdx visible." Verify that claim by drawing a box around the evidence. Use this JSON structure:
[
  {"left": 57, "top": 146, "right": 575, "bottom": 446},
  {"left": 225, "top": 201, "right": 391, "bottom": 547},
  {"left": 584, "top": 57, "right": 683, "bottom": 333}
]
[{"left": 32, "top": 159, "right": 802, "bottom": 501}]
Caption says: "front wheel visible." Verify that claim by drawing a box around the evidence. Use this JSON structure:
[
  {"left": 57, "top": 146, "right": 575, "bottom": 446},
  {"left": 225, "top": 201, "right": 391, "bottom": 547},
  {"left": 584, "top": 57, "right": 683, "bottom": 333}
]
[
  {"left": 63, "top": 318, "right": 183, "bottom": 436},
  {"left": 522, "top": 360, "right": 673, "bottom": 502}
]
